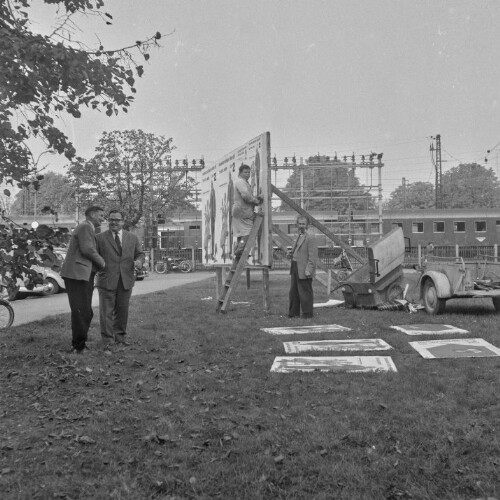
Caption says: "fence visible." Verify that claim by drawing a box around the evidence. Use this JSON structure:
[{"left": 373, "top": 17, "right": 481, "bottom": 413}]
[{"left": 146, "top": 244, "right": 499, "bottom": 272}]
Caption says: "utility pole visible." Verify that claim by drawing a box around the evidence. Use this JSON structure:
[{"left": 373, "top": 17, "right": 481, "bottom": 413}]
[
  {"left": 430, "top": 134, "right": 443, "bottom": 208},
  {"left": 402, "top": 177, "right": 406, "bottom": 209}
]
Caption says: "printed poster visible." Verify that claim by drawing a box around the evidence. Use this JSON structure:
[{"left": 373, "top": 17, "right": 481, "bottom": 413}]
[
  {"left": 409, "top": 338, "right": 500, "bottom": 359},
  {"left": 283, "top": 339, "right": 392, "bottom": 354},
  {"left": 270, "top": 356, "right": 397, "bottom": 373},
  {"left": 390, "top": 324, "right": 469, "bottom": 336},
  {"left": 261, "top": 324, "right": 351, "bottom": 335},
  {"left": 200, "top": 132, "right": 271, "bottom": 266}
]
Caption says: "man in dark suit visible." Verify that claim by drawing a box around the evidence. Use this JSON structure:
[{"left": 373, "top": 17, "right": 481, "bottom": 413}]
[
  {"left": 61, "top": 205, "right": 106, "bottom": 353},
  {"left": 288, "top": 215, "right": 318, "bottom": 319},
  {"left": 96, "top": 209, "right": 145, "bottom": 345}
]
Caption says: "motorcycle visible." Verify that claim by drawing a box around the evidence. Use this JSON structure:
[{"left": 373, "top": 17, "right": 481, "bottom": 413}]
[{"left": 154, "top": 256, "right": 192, "bottom": 274}]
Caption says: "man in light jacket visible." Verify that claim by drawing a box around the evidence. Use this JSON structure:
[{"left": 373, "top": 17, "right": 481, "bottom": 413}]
[
  {"left": 61, "top": 206, "right": 106, "bottom": 353},
  {"left": 288, "top": 215, "right": 317, "bottom": 318}
]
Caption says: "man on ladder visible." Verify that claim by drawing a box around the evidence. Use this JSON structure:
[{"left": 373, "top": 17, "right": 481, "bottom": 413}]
[{"left": 231, "top": 164, "right": 263, "bottom": 259}]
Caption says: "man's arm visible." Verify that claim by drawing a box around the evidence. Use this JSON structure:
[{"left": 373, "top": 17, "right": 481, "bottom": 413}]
[
  {"left": 304, "top": 236, "right": 318, "bottom": 278},
  {"left": 78, "top": 224, "right": 105, "bottom": 269}
]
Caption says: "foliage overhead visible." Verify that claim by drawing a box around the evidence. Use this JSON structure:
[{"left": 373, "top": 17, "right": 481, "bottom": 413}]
[
  {"left": 0, "top": 0, "right": 162, "bottom": 183},
  {"left": 386, "top": 181, "right": 435, "bottom": 210},
  {"left": 280, "top": 156, "right": 377, "bottom": 213},
  {"left": 10, "top": 171, "right": 78, "bottom": 217},
  {"left": 67, "top": 130, "right": 196, "bottom": 228}
]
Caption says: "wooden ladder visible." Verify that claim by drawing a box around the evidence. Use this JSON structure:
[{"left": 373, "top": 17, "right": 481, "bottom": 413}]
[{"left": 216, "top": 213, "right": 263, "bottom": 313}]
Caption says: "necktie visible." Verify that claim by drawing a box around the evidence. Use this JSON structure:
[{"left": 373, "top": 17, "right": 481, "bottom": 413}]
[{"left": 114, "top": 232, "right": 122, "bottom": 255}]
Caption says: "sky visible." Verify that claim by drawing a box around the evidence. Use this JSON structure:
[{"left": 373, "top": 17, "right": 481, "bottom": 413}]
[{"left": 26, "top": 0, "right": 500, "bottom": 198}]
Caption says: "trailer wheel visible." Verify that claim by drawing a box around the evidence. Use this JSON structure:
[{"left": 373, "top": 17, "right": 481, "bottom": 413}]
[
  {"left": 422, "top": 279, "right": 446, "bottom": 315},
  {"left": 492, "top": 297, "right": 500, "bottom": 312}
]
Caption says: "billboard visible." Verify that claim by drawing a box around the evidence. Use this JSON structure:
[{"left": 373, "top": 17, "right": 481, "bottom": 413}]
[{"left": 200, "top": 132, "right": 271, "bottom": 266}]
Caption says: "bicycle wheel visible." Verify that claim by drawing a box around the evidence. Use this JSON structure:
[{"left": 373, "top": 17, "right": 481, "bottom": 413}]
[
  {"left": 0, "top": 300, "right": 14, "bottom": 329},
  {"left": 179, "top": 261, "right": 192, "bottom": 273},
  {"left": 155, "top": 261, "right": 167, "bottom": 274}
]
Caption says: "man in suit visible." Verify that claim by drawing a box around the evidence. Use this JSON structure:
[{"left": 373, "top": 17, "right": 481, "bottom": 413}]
[
  {"left": 61, "top": 205, "right": 106, "bottom": 353},
  {"left": 288, "top": 215, "right": 318, "bottom": 319},
  {"left": 96, "top": 209, "right": 145, "bottom": 345}
]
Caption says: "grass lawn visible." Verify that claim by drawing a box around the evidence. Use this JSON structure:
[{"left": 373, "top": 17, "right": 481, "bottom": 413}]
[{"left": 0, "top": 271, "right": 499, "bottom": 499}]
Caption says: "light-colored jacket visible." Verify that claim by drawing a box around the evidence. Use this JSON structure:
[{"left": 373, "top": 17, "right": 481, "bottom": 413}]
[
  {"left": 290, "top": 231, "right": 317, "bottom": 279},
  {"left": 61, "top": 219, "right": 105, "bottom": 281},
  {"left": 95, "top": 230, "right": 145, "bottom": 290}
]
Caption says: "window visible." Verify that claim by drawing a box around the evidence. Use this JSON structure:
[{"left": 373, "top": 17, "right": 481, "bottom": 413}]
[
  {"left": 371, "top": 223, "right": 380, "bottom": 233},
  {"left": 188, "top": 224, "right": 200, "bottom": 230},
  {"left": 392, "top": 222, "right": 403, "bottom": 229},
  {"left": 496, "top": 220, "right": 500, "bottom": 231},
  {"left": 475, "top": 220, "right": 486, "bottom": 232},
  {"left": 454, "top": 221, "right": 465, "bottom": 233},
  {"left": 412, "top": 222, "right": 423, "bottom": 233},
  {"left": 433, "top": 221, "right": 445, "bottom": 233}
]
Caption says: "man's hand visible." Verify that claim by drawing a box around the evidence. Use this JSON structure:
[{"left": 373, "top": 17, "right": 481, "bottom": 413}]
[{"left": 134, "top": 260, "right": 143, "bottom": 269}]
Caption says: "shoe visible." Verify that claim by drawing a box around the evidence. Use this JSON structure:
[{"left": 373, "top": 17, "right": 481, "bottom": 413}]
[
  {"left": 115, "top": 335, "right": 131, "bottom": 345},
  {"left": 71, "top": 346, "right": 87, "bottom": 355},
  {"left": 287, "top": 314, "right": 299, "bottom": 318}
]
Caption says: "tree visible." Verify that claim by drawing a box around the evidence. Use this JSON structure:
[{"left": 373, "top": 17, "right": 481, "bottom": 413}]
[
  {"left": 279, "top": 156, "right": 376, "bottom": 214},
  {"left": 67, "top": 130, "right": 195, "bottom": 228},
  {"left": 386, "top": 181, "right": 435, "bottom": 209},
  {"left": 10, "top": 171, "right": 77, "bottom": 217},
  {"left": 442, "top": 163, "right": 500, "bottom": 208},
  {"left": 0, "top": 0, "right": 162, "bottom": 183}
]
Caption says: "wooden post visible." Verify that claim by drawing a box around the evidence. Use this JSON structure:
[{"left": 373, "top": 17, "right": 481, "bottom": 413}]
[
  {"left": 262, "top": 267, "right": 270, "bottom": 313},
  {"left": 215, "top": 267, "right": 223, "bottom": 298}
]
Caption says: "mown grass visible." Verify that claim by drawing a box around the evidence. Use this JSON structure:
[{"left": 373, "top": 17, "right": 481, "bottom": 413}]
[{"left": 0, "top": 272, "right": 499, "bottom": 500}]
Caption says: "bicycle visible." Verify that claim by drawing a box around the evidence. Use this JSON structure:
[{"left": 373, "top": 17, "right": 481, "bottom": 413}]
[
  {"left": 155, "top": 256, "right": 193, "bottom": 274},
  {"left": 0, "top": 284, "right": 15, "bottom": 329}
]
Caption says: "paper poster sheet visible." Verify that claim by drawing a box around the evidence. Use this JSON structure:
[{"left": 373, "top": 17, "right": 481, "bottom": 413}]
[
  {"left": 200, "top": 132, "right": 271, "bottom": 266},
  {"left": 409, "top": 338, "right": 500, "bottom": 359},
  {"left": 261, "top": 324, "right": 351, "bottom": 335},
  {"left": 283, "top": 339, "right": 392, "bottom": 354},
  {"left": 270, "top": 356, "right": 397, "bottom": 373},
  {"left": 390, "top": 324, "right": 469, "bottom": 336}
]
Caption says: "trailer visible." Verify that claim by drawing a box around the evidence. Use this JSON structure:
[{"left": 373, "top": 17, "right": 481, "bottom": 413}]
[
  {"left": 418, "top": 257, "right": 500, "bottom": 314},
  {"left": 341, "top": 227, "right": 405, "bottom": 308}
]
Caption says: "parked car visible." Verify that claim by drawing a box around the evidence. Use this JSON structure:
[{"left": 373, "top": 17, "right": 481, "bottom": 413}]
[
  {"left": 14, "top": 264, "right": 65, "bottom": 300},
  {"left": 134, "top": 265, "right": 149, "bottom": 281}
]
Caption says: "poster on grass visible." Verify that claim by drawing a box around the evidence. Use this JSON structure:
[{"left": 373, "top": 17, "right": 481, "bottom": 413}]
[
  {"left": 262, "top": 324, "right": 351, "bottom": 335},
  {"left": 270, "top": 356, "right": 398, "bottom": 373},
  {"left": 390, "top": 324, "right": 469, "bottom": 336},
  {"left": 409, "top": 338, "right": 500, "bottom": 359},
  {"left": 200, "top": 132, "right": 271, "bottom": 266},
  {"left": 283, "top": 339, "right": 392, "bottom": 354}
]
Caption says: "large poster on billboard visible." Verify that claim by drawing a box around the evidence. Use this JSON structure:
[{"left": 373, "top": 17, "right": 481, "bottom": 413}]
[{"left": 200, "top": 132, "right": 271, "bottom": 266}]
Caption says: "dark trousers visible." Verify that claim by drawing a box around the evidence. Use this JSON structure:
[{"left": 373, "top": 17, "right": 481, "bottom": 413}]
[
  {"left": 289, "top": 261, "right": 314, "bottom": 317},
  {"left": 98, "top": 276, "right": 132, "bottom": 340},
  {"left": 64, "top": 275, "right": 95, "bottom": 350}
]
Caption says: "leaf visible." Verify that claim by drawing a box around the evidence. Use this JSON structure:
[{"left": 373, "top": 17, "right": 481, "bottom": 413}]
[
  {"left": 144, "top": 53, "right": 150, "bottom": 61},
  {"left": 76, "top": 435, "right": 95, "bottom": 444},
  {"left": 3, "top": 189, "right": 11, "bottom": 197}
]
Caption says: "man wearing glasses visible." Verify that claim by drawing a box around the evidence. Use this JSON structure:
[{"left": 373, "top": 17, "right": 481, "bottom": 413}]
[{"left": 96, "top": 209, "right": 145, "bottom": 346}]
